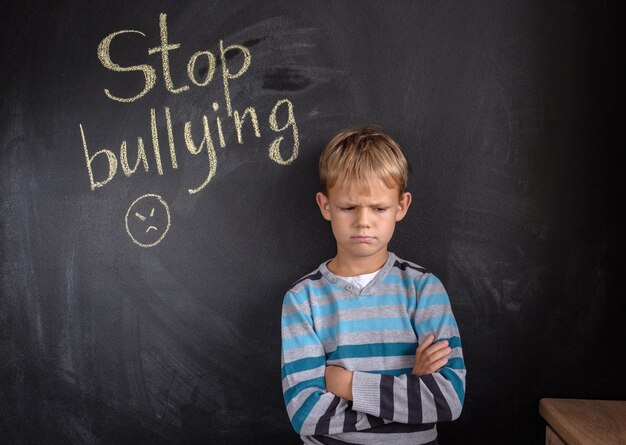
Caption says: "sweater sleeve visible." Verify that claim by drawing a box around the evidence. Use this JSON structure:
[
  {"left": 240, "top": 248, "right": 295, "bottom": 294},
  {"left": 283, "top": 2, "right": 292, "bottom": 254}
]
[
  {"left": 281, "top": 291, "right": 372, "bottom": 436},
  {"left": 351, "top": 273, "right": 466, "bottom": 424}
]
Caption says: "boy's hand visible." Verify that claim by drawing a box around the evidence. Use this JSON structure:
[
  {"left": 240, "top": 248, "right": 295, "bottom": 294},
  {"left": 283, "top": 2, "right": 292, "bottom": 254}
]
[
  {"left": 325, "top": 365, "right": 353, "bottom": 401},
  {"left": 412, "top": 334, "right": 451, "bottom": 376}
]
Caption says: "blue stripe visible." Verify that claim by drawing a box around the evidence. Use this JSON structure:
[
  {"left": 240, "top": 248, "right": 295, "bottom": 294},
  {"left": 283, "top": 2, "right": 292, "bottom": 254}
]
[
  {"left": 412, "top": 314, "right": 458, "bottom": 334},
  {"left": 282, "top": 311, "right": 313, "bottom": 328},
  {"left": 440, "top": 336, "right": 462, "bottom": 349},
  {"left": 327, "top": 342, "right": 417, "bottom": 360},
  {"left": 283, "top": 376, "right": 325, "bottom": 406},
  {"left": 440, "top": 367, "right": 465, "bottom": 404},
  {"left": 317, "top": 317, "right": 413, "bottom": 342},
  {"left": 282, "top": 332, "right": 321, "bottom": 351},
  {"left": 292, "top": 391, "right": 321, "bottom": 433},
  {"left": 416, "top": 292, "right": 450, "bottom": 308},
  {"left": 447, "top": 357, "right": 465, "bottom": 370},
  {"left": 282, "top": 355, "right": 326, "bottom": 379}
]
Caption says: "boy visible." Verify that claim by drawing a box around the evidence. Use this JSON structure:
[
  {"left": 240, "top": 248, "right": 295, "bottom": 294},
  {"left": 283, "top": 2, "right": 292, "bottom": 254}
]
[{"left": 281, "top": 127, "right": 465, "bottom": 444}]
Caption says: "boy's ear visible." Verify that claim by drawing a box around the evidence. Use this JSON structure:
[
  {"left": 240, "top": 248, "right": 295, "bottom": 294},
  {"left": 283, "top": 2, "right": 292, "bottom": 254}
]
[
  {"left": 316, "top": 192, "right": 332, "bottom": 221},
  {"left": 395, "top": 192, "right": 412, "bottom": 222}
]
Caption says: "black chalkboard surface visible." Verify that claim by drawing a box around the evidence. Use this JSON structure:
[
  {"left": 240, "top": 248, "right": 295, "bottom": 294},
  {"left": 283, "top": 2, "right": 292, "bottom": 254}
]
[{"left": 1, "top": 1, "right": 621, "bottom": 444}]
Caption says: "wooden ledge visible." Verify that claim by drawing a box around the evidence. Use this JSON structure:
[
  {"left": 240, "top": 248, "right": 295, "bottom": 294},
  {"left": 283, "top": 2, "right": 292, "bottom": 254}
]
[{"left": 539, "top": 398, "right": 626, "bottom": 445}]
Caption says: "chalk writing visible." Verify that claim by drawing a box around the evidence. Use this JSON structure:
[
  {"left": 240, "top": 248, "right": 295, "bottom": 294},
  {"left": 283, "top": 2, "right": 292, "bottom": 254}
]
[{"left": 83, "top": 13, "right": 300, "bottom": 195}]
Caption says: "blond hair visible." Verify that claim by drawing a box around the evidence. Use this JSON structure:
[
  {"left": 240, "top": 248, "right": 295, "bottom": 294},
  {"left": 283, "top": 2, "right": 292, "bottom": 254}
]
[{"left": 319, "top": 126, "right": 408, "bottom": 195}]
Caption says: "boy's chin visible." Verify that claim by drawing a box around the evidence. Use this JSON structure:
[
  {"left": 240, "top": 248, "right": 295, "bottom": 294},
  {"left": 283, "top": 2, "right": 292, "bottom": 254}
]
[{"left": 338, "top": 246, "right": 389, "bottom": 260}]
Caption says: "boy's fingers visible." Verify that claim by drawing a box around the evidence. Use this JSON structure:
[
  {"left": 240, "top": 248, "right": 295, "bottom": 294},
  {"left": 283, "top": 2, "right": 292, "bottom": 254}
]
[
  {"left": 426, "top": 346, "right": 452, "bottom": 362},
  {"left": 425, "top": 341, "right": 450, "bottom": 356},
  {"left": 428, "top": 357, "right": 449, "bottom": 373},
  {"left": 416, "top": 334, "right": 435, "bottom": 352}
]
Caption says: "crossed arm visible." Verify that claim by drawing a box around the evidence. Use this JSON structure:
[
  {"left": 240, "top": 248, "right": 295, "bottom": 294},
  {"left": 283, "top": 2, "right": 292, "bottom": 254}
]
[
  {"left": 281, "top": 277, "right": 466, "bottom": 435},
  {"left": 325, "top": 334, "right": 451, "bottom": 400}
]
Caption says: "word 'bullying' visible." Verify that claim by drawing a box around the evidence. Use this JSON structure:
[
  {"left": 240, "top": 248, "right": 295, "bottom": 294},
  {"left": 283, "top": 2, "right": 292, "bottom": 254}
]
[{"left": 81, "top": 13, "right": 299, "bottom": 194}]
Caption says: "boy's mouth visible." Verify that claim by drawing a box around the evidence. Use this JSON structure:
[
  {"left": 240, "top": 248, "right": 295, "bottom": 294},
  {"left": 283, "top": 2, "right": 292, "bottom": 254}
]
[{"left": 352, "top": 236, "right": 374, "bottom": 242}]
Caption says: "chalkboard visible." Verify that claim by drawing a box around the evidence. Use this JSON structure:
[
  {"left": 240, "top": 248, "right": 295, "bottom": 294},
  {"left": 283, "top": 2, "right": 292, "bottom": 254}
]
[{"left": 1, "top": 1, "right": 621, "bottom": 444}]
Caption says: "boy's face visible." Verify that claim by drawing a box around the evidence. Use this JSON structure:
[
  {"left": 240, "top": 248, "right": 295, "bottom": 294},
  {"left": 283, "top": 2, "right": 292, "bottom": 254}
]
[{"left": 316, "top": 175, "right": 411, "bottom": 272}]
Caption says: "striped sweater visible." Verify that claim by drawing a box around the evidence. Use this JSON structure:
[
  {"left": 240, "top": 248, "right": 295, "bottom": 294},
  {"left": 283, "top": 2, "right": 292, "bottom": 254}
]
[{"left": 280, "top": 252, "right": 466, "bottom": 444}]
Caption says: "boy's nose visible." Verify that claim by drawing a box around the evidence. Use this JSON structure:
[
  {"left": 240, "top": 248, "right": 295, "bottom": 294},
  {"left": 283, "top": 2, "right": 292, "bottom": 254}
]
[{"left": 355, "top": 208, "right": 370, "bottom": 227}]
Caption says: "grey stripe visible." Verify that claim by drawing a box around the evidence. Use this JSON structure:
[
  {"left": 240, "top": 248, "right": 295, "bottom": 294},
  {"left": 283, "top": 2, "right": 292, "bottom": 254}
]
[
  {"left": 328, "top": 427, "right": 438, "bottom": 445},
  {"left": 308, "top": 435, "right": 352, "bottom": 445},
  {"left": 281, "top": 321, "right": 315, "bottom": 339},
  {"left": 421, "top": 281, "right": 446, "bottom": 295},
  {"left": 327, "top": 355, "right": 413, "bottom": 372},
  {"left": 315, "top": 304, "right": 411, "bottom": 327},
  {"left": 413, "top": 304, "right": 453, "bottom": 321},
  {"left": 282, "top": 344, "right": 324, "bottom": 363},
  {"left": 361, "top": 421, "right": 435, "bottom": 433},
  {"left": 322, "top": 330, "right": 418, "bottom": 349}
]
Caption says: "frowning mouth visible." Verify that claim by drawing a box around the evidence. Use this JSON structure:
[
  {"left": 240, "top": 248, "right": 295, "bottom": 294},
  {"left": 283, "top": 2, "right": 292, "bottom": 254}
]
[
  {"left": 352, "top": 236, "right": 374, "bottom": 242},
  {"left": 146, "top": 226, "right": 158, "bottom": 232}
]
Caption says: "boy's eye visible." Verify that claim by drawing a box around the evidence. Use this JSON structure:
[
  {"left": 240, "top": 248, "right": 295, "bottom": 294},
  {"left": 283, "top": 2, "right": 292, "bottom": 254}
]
[
  {"left": 375, "top": 207, "right": 388, "bottom": 212},
  {"left": 340, "top": 207, "right": 355, "bottom": 212}
]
